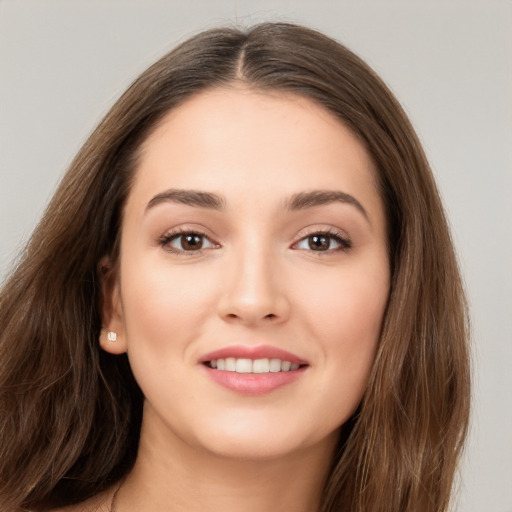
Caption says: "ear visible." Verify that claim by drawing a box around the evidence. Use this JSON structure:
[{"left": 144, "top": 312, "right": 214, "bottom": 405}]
[{"left": 98, "top": 256, "right": 127, "bottom": 355}]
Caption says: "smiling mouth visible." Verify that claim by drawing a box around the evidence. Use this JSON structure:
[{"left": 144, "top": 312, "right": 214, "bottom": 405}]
[
  {"left": 204, "top": 358, "right": 305, "bottom": 373},
  {"left": 201, "top": 348, "right": 308, "bottom": 395}
]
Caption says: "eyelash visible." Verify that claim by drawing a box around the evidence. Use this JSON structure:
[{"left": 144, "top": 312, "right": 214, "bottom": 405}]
[{"left": 158, "top": 228, "right": 352, "bottom": 255}]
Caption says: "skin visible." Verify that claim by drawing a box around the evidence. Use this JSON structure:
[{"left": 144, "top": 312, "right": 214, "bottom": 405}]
[{"left": 92, "top": 87, "right": 390, "bottom": 512}]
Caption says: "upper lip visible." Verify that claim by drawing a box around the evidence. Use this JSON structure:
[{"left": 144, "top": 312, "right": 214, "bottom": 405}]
[{"left": 199, "top": 345, "right": 308, "bottom": 366}]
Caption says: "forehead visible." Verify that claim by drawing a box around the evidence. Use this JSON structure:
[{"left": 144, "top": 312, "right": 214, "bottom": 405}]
[{"left": 128, "top": 87, "right": 382, "bottom": 218}]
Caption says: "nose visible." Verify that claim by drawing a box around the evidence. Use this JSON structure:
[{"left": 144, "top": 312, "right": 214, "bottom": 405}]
[{"left": 216, "top": 246, "right": 290, "bottom": 326}]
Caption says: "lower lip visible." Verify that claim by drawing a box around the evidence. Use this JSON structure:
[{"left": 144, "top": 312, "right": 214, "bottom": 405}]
[{"left": 202, "top": 366, "right": 307, "bottom": 396}]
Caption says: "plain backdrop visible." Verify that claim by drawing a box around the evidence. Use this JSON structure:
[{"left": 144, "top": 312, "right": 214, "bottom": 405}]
[{"left": 1, "top": 1, "right": 511, "bottom": 511}]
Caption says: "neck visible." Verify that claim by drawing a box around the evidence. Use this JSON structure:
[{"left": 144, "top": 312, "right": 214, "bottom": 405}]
[{"left": 115, "top": 404, "right": 338, "bottom": 512}]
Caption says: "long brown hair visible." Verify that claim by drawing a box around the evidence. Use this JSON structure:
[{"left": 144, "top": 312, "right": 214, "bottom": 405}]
[{"left": 0, "top": 23, "right": 470, "bottom": 512}]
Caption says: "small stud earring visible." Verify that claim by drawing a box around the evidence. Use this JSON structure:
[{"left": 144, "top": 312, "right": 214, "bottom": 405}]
[{"left": 107, "top": 331, "right": 117, "bottom": 342}]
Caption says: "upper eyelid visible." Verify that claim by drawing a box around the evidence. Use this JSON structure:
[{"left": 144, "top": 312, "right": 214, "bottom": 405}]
[
  {"left": 161, "top": 230, "right": 217, "bottom": 244},
  {"left": 160, "top": 225, "right": 218, "bottom": 241},
  {"left": 293, "top": 226, "right": 351, "bottom": 241}
]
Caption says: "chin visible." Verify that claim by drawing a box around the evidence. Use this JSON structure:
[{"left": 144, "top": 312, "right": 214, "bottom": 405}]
[
  {"left": 188, "top": 416, "right": 339, "bottom": 463},
  {"left": 200, "top": 435, "right": 310, "bottom": 461}
]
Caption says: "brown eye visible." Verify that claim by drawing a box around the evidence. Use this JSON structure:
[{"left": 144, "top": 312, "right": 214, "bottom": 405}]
[
  {"left": 161, "top": 231, "right": 217, "bottom": 253},
  {"left": 180, "top": 234, "right": 203, "bottom": 250},
  {"left": 294, "top": 231, "right": 352, "bottom": 253},
  {"left": 308, "top": 235, "right": 330, "bottom": 251}
]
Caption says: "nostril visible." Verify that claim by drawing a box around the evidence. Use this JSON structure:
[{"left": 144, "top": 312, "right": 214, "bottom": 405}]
[{"left": 223, "top": 312, "right": 277, "bottom": 322}]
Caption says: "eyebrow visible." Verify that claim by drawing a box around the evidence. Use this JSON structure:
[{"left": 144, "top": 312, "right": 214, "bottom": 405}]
[
  {"left": 285, "top": 190, "right": 369, "bottom": 221},
  {"left": 145, "top": 188, "right": 368, "bottom": 221},
  {"left": 146, "top": 189, "right": 225, "bottom": 211}
]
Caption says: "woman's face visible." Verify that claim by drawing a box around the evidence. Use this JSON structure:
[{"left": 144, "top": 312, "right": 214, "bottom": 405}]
[{"left": 104, "top": 87, "right": 390, "bottom": 460}]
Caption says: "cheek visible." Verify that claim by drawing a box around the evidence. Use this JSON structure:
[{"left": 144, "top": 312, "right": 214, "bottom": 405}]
[
  {"left": 302, "top": 260, "right": 389, "bottom": 342},
  {"left": 299, "top": 257, "right": 389, "bottom": 394},
  {"left": 118, "top": 253, "right": 218, "bottom": 370},
  {"left": 122, "top": 251, "right": 214, "bottom": 324},
  {"left": 118, "top": 258, "right": 217, "bottom": 411}
]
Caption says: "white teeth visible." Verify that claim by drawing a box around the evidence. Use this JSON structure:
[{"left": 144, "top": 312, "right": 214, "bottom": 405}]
[
  {"left": 208, "top": 358, "right": 302, "bottom": 373},
  {"left": 269, "top": 358, "right": 282, "bottom": 372},
  {"left": 235, "top": 358, "right": 253, "bottom": 373},
  {"left": 253, "top": 358, "right": 270, "bottom": 373}
]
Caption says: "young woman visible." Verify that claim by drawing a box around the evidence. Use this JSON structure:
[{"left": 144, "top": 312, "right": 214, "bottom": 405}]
[{"left": 0, "top": 23, "right": 470, "bottom": 512}]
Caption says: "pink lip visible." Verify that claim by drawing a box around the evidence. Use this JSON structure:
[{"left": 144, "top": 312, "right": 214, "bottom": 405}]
[
  {"left": 199, "top": 345, "right": 307, "bottom": 366},
  {"left": 199, "top": 345, "right": 308, "bottom": 396}
]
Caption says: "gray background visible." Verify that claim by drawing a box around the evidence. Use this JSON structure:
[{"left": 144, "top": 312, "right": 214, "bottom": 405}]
[{"left": 1, "top": 1, "right": 511, "bottom": 511}]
